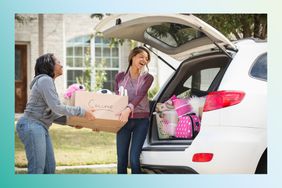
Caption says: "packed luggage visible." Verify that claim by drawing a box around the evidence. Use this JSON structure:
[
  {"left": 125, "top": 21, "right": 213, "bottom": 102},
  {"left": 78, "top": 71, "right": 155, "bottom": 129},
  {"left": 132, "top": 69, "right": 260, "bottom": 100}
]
[{"left": 155, "top": 95, "right": 206, "bottom": 140}]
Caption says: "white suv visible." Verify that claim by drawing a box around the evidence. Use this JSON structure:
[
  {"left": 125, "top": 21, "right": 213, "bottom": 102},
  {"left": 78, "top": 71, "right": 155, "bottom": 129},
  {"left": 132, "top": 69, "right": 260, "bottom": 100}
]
[{"left": 96, "top": 14, "right": 267, "bottom": 174}]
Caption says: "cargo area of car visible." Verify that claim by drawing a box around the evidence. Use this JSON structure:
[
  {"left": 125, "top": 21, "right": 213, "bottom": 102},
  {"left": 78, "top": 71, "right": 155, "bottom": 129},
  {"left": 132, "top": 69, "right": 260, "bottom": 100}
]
[{"left": 148, "top": 52, "right": 231, "bottom": 145}]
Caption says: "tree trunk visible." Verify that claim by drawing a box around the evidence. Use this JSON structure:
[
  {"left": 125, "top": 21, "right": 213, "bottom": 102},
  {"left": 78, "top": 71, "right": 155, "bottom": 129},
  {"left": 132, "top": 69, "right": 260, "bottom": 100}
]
[
  {"left": 261, "top": 22, "right": 267, "bottom": 39},
  {"left": 253, "top": 14, "right": 267, "bottom": 39},
  {"left": 254, "top": 14, "right": 260, "bottom": 38},
  {"left": 232, "top": 30, "right": 241, "bottom": 39}
]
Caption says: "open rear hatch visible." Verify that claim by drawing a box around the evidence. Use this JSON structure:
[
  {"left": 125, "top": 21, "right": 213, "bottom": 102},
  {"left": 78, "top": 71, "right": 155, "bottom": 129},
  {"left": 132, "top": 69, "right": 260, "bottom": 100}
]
[
  {"left": 95, "top": 14, "right": 237, "bottom": 62},
  {"left": 95, "top": 14, "right": 236, "bottom": 145}
]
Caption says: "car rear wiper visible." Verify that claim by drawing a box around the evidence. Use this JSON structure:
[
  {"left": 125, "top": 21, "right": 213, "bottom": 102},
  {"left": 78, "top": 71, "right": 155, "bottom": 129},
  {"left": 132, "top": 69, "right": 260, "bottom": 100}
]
[
  {"left": 144, "top": 44, "right": 177, "bottom": 71},
  {"left": 212, "top": 42, "right": 233, "bottom": 59}
]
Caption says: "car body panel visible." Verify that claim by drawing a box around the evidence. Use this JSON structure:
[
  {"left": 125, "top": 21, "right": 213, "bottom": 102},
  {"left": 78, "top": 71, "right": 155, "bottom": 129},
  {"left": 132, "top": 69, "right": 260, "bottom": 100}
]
[
  {"left": 142, "top": 40, "right": 267, "bottom": 173},
  {"left": 141, "top": 126, "right": 266, "bottom": 174},
  {"left": 96, "top": 14, "right": 267, "bottom": 174}
]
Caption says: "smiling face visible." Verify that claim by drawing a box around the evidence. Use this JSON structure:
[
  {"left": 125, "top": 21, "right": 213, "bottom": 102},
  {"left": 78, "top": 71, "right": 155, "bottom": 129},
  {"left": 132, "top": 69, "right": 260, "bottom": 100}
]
[
  {"left": 52, "top": 55, "right": 63, "bottom": 78},
  {"left": 131, "top": 51, "right": 149, "bottom": 70}
]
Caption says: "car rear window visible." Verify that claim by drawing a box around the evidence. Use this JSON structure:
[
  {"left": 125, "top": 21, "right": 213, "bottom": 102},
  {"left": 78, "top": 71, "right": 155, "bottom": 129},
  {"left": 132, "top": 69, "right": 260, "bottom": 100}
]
[
  {"left": 250, "top": 53, "right": 267, "bottom": 81},
  {"left": 176, "top": 67, "right": 221, "bottom": 99},
  {"left": 146, "top": 22, "right": 205, "bottom": 48}
]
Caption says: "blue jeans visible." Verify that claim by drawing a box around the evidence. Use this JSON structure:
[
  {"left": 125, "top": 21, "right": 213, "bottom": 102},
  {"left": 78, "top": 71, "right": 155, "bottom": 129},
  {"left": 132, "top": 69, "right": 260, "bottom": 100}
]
[
  {"left": 16, "top": 116, "right": 56, "bottom": 174},
  {"left": 116, "top": 118, "right": 149, "bottom": 174}
]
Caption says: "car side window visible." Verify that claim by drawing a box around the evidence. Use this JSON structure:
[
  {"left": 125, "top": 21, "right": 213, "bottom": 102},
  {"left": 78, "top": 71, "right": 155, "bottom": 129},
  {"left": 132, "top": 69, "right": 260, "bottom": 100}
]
[
  {"left": 250, "top": 53, "right": 267, "bottom": 81},
  {"left": 179, "top": 67, "right": 220, "bottom": 98}
]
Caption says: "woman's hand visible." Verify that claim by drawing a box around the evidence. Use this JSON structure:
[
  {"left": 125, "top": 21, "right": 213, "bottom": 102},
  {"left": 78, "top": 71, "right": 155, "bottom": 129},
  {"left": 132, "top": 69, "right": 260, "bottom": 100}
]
[
  {"left": 84, "top": 107, "right": 96, "bottom": 121},
  {"left": 119, "top": 107, "right": 131, "bottom": 123}
]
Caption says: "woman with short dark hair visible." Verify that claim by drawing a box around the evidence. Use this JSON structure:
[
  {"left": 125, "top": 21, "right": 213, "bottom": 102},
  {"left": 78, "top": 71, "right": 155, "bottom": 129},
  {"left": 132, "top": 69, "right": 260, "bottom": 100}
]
[{"left": 16, "top": 53, "right": 95, "bottom": 174}]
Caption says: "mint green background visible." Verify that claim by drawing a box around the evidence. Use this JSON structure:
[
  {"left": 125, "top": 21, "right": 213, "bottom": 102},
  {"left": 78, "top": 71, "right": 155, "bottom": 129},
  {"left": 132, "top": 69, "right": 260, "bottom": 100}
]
[{"left": 0, "top": 0, "right": 281, "bottom": 187}]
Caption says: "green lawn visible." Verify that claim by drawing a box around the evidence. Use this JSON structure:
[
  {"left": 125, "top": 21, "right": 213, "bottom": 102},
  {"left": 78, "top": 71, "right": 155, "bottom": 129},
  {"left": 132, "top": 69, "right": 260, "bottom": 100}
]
[
  {"left": 15, "top": 168, "right": 118, "bottom": 174},
  {"left": 15, "top": 123, "right": 117, "bottom": 168}
]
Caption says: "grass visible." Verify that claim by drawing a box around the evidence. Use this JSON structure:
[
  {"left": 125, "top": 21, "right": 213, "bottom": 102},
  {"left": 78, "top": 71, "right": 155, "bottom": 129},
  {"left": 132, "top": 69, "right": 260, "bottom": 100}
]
[
  {"left": 15, "top": 168, "right": 118, "bottom": 174},
  {"left": 15, "top": 123, "right": 117, "bottom": 168}
]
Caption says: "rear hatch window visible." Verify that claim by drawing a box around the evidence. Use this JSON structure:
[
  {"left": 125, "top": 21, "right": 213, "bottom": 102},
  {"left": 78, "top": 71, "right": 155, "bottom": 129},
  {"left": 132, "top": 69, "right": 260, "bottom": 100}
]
[{"left": 146, "top": 23, "right": 205, "bottom": 48}]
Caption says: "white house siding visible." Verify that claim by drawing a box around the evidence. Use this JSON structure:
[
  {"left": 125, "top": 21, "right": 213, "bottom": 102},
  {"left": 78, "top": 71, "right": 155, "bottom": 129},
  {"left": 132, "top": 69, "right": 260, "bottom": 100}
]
[
  {"left": 15, "top": 14, "right": 175, "bottom": 104},
  {"left": 15, "top": 14, "right": 65, "bottom": 98},
  {"left": 39, "top": 14, "right": 65, "bottom": 97}
]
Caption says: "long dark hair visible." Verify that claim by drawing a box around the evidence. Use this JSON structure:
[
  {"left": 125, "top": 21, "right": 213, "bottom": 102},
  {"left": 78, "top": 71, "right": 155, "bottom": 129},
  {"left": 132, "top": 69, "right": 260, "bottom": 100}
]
[
  {"left": 34, "top": 53, "right": 55, "bottom": 78},
  {"left": 125, "top": 46, "right": 151, "bottom": 74}
]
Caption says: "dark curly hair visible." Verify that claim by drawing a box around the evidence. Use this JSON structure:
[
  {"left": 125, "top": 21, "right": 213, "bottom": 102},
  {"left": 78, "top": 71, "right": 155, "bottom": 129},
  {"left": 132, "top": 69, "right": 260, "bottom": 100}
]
[{"left": 34, "top": 53, "right": 55, "bottom": 78}]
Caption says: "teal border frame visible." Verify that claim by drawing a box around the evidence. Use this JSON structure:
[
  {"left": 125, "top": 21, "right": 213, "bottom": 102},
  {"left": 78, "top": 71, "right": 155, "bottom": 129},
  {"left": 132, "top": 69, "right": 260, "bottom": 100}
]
[{"left": 0, "top": 1, "right": 280, "bottom": 188}]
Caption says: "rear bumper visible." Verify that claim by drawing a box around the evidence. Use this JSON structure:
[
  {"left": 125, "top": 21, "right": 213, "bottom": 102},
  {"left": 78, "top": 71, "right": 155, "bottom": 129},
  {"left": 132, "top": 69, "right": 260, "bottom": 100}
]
[
  {"left": 141, "top": 126, "right": 266, "bottom": 174},
  {"left": 141, "top": 165, "right": 198, "bottom": 174}
]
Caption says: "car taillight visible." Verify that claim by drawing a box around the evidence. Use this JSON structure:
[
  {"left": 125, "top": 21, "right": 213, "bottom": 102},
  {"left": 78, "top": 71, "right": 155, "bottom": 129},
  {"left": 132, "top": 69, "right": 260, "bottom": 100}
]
[
  {"left": 192, "top": 153, "right": 213, "bottom": 162},
  {"left": 203, "top": 90, "right": 245, "bottom": 112}
]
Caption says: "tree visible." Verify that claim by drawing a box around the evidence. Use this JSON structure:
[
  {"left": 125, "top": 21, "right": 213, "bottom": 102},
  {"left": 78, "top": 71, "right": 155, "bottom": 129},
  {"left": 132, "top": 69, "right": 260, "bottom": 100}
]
[
  {"left": 92, "top": 14, "right": 267, "bottom": 40},
  {"left": 93, "top": 60, "right": 107, "bottom": 91},
  {"left": 15, "top": 14, "right": 37, "bottom": 24},
  {"left": 195, "top": 14, "right": 267, "bottom": 40}
]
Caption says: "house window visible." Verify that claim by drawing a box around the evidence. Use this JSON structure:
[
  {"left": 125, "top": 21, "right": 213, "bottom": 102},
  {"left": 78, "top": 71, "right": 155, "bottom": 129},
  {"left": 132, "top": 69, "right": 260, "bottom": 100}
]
[
  {"left": 94, "top": 36, "right": 119, "bottom": 90},
  {"left": 66, "top": 35, "right": 120, "bottom": 91}
]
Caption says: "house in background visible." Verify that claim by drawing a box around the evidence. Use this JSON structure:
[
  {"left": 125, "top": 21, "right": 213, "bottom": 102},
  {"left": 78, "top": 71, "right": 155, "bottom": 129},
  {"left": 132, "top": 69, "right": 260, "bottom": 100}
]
[{"left": 15, "top": 14, "right": 175, "bottom": 113}]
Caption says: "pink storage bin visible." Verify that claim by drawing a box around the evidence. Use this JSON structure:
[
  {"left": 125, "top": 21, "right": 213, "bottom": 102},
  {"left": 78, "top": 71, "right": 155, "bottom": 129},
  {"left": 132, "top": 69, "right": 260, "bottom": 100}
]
[
  {"left": 155, "top": 113, "right": 170, "bottom": 139},
  {"left": 162, "top": 110, "right": 178, "bottom": 124},
  {"left": 163, "top": 121, "right": 178, "bottom": 136}
]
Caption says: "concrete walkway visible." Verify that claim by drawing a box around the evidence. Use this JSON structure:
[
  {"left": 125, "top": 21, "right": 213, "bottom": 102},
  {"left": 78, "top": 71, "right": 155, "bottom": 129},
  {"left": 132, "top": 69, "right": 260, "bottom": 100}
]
[{"left": 15, "top": 163, "right": 117, "bottom": 172}]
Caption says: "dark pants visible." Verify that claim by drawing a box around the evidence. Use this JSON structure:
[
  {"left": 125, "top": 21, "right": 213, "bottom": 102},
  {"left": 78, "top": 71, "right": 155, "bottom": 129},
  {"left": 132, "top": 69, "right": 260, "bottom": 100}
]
[{"left": 116, "top": 118, "right": 149, "bottom": 174}]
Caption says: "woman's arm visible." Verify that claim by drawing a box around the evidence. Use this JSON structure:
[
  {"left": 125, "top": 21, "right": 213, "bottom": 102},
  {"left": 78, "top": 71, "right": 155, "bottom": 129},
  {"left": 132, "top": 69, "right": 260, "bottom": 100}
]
[
  {"left": 114, "top": 72, "right": 125, "bottom": 95},
  {"left": 38, "top": 76, "right": 85, "bottom": 117}
]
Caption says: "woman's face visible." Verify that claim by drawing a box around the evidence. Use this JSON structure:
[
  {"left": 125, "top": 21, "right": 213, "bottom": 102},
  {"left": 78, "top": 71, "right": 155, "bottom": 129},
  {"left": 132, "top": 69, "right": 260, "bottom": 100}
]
[
  {"left": 132, "top": 51, "right": 149, "bottom": 70},
  {"left": 52, "top": 56, "right": 63, "bottom": 78}
]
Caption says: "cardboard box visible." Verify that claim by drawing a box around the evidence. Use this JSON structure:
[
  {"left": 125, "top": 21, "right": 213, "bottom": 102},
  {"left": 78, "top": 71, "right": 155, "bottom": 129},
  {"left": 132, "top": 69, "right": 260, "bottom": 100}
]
[{"left": 67, "top": 91, "right": 128, "bottom": 133}]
